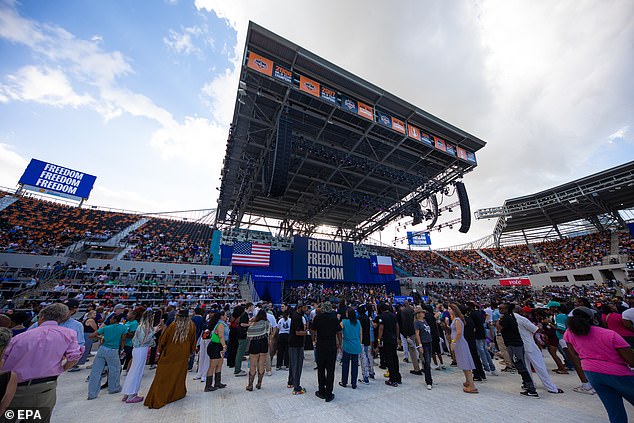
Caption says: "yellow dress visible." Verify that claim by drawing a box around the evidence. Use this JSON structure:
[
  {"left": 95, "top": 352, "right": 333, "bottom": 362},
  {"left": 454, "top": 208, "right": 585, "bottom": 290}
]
[{"left": 144, "top": 322, "right": 196, "bottom": 409}]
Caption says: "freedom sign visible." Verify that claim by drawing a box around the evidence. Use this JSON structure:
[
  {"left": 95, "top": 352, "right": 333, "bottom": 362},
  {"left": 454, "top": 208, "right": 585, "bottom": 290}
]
[{"left": 19, "top": 159, "right": 96, "bottom": 200}]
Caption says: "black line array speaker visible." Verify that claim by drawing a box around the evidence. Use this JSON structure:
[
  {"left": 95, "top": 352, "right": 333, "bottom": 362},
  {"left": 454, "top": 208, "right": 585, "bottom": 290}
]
[
  {"left": 428, "top": 194, "right": 438, "bottom": 229},
  {"left": 268, "top": 114, "right": 293, "bottom": 197},
  {"left": 456, "top": 182, "right": 471, "bottom": 233}
]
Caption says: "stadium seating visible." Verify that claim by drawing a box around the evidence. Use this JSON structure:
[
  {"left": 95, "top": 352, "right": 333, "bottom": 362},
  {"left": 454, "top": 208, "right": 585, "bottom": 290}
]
[
  {"left": 0, "top": 190, "right": 137, "bottom": 254},
  {"left": 482, "top": 244, "right": 538, "bottom": 276},
  {"left": 122, "top": 218, "right": 213, "bottom": 264},
  {"left": 534, "top": 232, "right": 610, "bottom": 271}
]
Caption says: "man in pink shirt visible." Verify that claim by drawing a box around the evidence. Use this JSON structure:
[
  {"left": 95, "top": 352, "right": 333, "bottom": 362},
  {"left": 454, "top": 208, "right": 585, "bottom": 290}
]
[{"left": 2, "top": 303, "right": 82, "bottom": 423}]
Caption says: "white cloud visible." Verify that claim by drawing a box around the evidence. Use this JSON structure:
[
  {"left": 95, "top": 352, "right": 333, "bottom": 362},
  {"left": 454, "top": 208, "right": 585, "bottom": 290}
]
[
  {"left": 0, "top": 143, "right": 28, "bottom": 190},
  {"left": 149, "top": 116, "right": 226, "bottom": 165},
  {"left": 0, "top": 65, "right": 93, "bottom": 107},
  {"left": 608, "top": 126, "right": 629, "bottom": 142},
  {"left": 164, "top": 25, "right": 214, "bottom": 56}
]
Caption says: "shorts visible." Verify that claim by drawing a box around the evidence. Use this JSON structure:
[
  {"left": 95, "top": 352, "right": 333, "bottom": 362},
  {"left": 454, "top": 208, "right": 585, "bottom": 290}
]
[
  {"left": 207, "top": 342, "right": 223, "bottom": 359},
  {"left": 558, "top": 339, "right": 567, "bottom": 349},
  {"left": 248, "top": 337, "right": 269, "bottom": 355}
]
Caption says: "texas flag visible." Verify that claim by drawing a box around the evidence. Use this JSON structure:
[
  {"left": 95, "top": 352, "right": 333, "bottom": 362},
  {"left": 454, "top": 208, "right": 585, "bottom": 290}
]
[{"left": 370, "top": 255, "right": 394, "bottom": 275}]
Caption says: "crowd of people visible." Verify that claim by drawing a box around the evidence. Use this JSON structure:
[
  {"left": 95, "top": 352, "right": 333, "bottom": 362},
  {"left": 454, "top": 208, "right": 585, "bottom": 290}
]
[
  {"left": 121, "top": 219, "right": 213, "bottom": 264},
  {"left": 0, "top": 276, "right": 631, "bottom": 422}
]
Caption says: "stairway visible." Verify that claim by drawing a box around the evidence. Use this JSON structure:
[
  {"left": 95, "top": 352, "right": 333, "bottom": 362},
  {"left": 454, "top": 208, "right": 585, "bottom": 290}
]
[
  {"left": 103, "top": 217, "right": 151, "bottom": 247},
  {"left": 610, "top": 231, "right": 620, "bottom": 255},
  {"left": 527, "top": 243, "right": 552, "bottom": 272},
  {"left": 0, "top": 195, "right": 18, "bottom": 212},
  {"left": 432, "top": 250, "right": 480, "bottom": 277},
  {"left": 476, "top": 249, "right": 507, "bottom": 275}
]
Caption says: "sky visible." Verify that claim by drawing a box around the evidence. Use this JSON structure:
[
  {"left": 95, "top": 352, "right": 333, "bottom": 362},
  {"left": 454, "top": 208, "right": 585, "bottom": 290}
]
[{"left": 0, "top": 0, "right": 633, "bottom": 249}]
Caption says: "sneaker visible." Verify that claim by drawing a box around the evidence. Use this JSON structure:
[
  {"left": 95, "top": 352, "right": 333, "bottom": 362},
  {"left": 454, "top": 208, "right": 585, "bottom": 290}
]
[
  {"left": 573, "top": 385, "right": 595, "bottom": 395},
  {"left": 431, "top": 364, "right": 440, "bottom": 370},
  {"left": 385, "top": 381, "right": 398, "bottom": 387},
  {"left": 359, "top": 378, "right": 370, "bottom": 385},
  {"left": 426, "top": 385, "right": 432, "bottom": 390},
  {"left": 490, "top": 370, "right": 499, "bottom": 376},
  {"left": 369, "top": 374, "right": 375, "bottom": 379},
  {"left": 68, "top": 366, "right": 81, "bottom": 372},
  {"left": 292, "top": 388, "right": 306, "bottom": 395},
  {"left": 266, "top": 371, "right": 272, "bottom": 376},
  {"left": 403, "top": 358, "right": 409, "bottom": 363},
  {"left": 126, "top": 395, "right": 144, "bottom": 403},
  {"left": 520, "top": 390, "right": 539, "bottom": 398},
  {"left": 149, "top": 365, "right": 157, "bottom": 370},
  {"left": 234, "top": 370, "right": 247, "bottom": 377},
  {"left": 193, "top": 376, "right": 201, "bottom": 380},
  {"left": 410, "top": 370, "right": 423, "bottom": 375},
  {"left": 441, "top": 365, "right": 447, "bottom": 370},
  {"left": 548, "top": 388, "right": 564, "bottom": 394}
]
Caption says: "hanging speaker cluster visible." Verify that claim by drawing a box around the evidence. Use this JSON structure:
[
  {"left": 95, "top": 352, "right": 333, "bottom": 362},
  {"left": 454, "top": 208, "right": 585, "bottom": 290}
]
[
  {"left": 455, "top": 181, "right": 471, "bottom": 233},
  {"left": 267, "top": 114, "right": 293, "bottom": 197}
]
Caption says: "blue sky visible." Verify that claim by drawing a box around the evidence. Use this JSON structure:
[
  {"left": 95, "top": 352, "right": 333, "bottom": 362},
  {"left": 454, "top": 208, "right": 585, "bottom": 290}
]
[{"left": 1, "top": 0, "right": 633, "bottom": 248}]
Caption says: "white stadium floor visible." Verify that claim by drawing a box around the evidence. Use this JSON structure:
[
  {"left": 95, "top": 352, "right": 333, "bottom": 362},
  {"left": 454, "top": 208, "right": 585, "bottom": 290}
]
[{"left": 53, "top": 350, "right": 632, "bottom": 423}]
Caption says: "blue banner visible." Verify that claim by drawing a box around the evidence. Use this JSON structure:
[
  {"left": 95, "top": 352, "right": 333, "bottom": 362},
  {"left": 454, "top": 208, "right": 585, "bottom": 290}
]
[
  {"left": 293, "top": 236, "right": 355, "bottom": 281},
  {"left": 252, "top": 272, "right": 285, "bottom": 283},
  {"left": 376, "top": 110, "right": 392, "bottom": 128},
  {"left": 393, "top": 296, "right": 414, "bottom": 304},
  {"left": 340, "top": 95, "right": 358, "bottom": 114},
  {"left": 407, "top": 231, "right": 431, "bottom": 246},
  {"left": 19, "top": 159, "right": 96, "bottom": 199}
]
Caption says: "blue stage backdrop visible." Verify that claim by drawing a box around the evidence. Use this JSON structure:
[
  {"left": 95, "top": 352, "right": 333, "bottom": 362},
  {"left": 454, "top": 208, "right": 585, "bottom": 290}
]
[{"left": 221, "top": 244, "right": 399, "bottom": 304}]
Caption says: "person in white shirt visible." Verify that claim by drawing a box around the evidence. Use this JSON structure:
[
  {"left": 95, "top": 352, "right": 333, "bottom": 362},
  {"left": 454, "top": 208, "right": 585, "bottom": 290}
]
[
  {"left": 622, "top": 298, "right": 634, "bottom": 332},
  {"left": 277, "top": 311, "right": 291, "bottom": 370},
  {"left": 514, "top": 311, "right": 563, "bottom": 394}
]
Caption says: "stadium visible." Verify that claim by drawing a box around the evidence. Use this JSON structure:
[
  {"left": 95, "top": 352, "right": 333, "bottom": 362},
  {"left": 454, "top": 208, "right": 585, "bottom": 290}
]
[{"left": 1, "top": 17, "right": 633, "bottom": 423}]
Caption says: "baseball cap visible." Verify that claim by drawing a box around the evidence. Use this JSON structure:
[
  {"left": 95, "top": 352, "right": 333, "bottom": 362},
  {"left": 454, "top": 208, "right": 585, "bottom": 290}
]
[
  {"left": 546, "top": 301, "right": 561, "bottom": 308},
  {"left": 114, "top": 304, "right": 126, "bottom": 310}
]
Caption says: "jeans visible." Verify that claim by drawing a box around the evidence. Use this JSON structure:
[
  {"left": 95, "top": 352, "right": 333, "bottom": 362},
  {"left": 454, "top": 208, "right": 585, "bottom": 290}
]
[
  {"left": 288, "top": 346, "right": 304, "bottom": 391},
  {"left": 475, "top": 339, "right": 496, "bottom": 372},
  {"left": 506, "top": 344, "right": 535, "bottom": 392},
  {"left": 276, "top": 333, "right": 289, "bottom": 368},
  {"left": 359, "top": 345, "right": 374, "bottom": 381},
  {"left": 234, "top": 338, "right": 248, "bottom": 374},
  {"left": 87, "top": 346, "right": 122, "bottom": 399},
  {"left": 341, "top": 351, "right": 359, "bottom": 386},
  {"left": 585, "top": 371, "right": 634, "bottom": 423},
  {"left": 78, "top": 334, "right": 94, "bottom": 365},
  {"left": 316, "top": 348, "right": 337, "bottom": 397},
  {"left": 418, "top": 342, "right": 433, "bottom": 386}
]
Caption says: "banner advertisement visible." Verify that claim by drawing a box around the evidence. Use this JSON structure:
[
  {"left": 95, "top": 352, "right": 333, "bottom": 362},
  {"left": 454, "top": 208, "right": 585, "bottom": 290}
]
[
  {"left": 466, "top": 151, "right": 477, "bottom": 163},
  {"left": 456, "top": 146, "right": 468, "bottom": 160},
  {"left": 393, "top": 296, "right": 414, "bottom": 304},
  {"left": 357, "top": 101, "right": 374, "bottom": 120},
  {"left": 407, "top": 231, "right": 431, "bottom": 246},
  {"left": 407, "top": 124, "right": 421, "bottom": 141},
  {"left": 293, "top": 236, "right": 355, "bottom": 281},
  {"left": 320, "top": 85, "right": 337, "bottom": 104},
  {"left": 391, "top": 117, "right": 406, "bottom": 134},
  {"left": 433, "top": 136, "right": 446, "bottom": 152},
  {"left": 299, "top": 75, "right": 320, "bottom": 97},
  {"left": 273, "top": 64, "right": 293, "bottom": 84},
  {"left": 446, "top": 143, "right": 456, "bottom": 156},
  {"left": 19, "top": 159, "right": 96, "bottom": 200},
  {"left": 247, "top": 52, "right": 273, "bottom": 77},
  {"left": 377, "top": 110, "right": 392, "bottom": 128},
  {"left": 499, "top": 277, "right": 531, "bottom": 286},
  {"left": 341, "top": 95, "right": 358, "bottom": 114},
  {"left": 420, "top": 132, "right": 433, "bottom": 146}
]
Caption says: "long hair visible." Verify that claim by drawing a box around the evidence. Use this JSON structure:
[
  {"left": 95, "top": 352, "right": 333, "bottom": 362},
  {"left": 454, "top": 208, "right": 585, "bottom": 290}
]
[
  {"left": 254, "top": 309, "right": 268, "bottom": 323},
  {"left": 449, "top": 303, "right": 465, "bottom": 321},
  {"left": 172, "top": 315, "right": 191, "bottom": 344},
  {"left": 566, "top": 309, "right": 593, "bottom": 336},
  {"left": 346, "top": 307, "right": 358, "bottom": 325},
  {"left": 208, "top": 311, "right": 225, "bottom": 331},
  {"left": 135, "top": 309, "right": 155, "bottom": 344}
]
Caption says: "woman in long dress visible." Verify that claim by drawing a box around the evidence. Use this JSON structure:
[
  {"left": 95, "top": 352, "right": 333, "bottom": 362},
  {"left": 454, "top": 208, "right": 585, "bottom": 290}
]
[
  {"left": 144, "top": 309, "right": 196, "bottom": 409},
  {"left": 448, "top": 304, "right": 478, "bottom": 394},
  {"left": 122, "top": 309, "right": 157, "bottom": 403}
]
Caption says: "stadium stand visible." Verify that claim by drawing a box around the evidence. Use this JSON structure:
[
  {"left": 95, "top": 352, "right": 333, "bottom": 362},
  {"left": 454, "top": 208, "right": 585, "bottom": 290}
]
[
  {"left": 0, "top": 190, "right": 137, "bottom": 254},
  {"left": 534, "top": 232, "right": 611, "bottom": 271},
  {"left": 121, "top": 218, "right": 213, "bottom": 264},
  {"left": 482, "top": 244, "right": 539, "bottom": 276}
]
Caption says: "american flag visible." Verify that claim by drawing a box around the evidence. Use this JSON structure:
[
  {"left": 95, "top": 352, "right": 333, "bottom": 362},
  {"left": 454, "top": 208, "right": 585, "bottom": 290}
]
[{"left": 231, "top": 242, "right": 271, "bottom": 267}]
